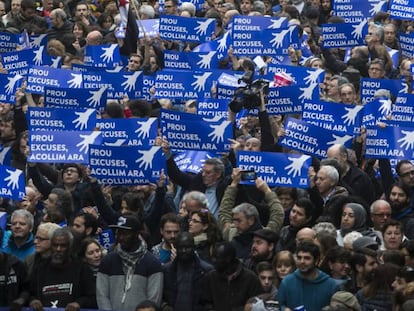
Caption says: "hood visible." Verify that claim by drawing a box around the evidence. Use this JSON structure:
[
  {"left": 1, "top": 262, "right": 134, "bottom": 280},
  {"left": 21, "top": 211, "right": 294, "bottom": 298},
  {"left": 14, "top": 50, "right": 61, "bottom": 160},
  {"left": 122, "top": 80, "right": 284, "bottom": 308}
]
[{"left": 293, "top": 268, "right": 330, "bottom": 284}]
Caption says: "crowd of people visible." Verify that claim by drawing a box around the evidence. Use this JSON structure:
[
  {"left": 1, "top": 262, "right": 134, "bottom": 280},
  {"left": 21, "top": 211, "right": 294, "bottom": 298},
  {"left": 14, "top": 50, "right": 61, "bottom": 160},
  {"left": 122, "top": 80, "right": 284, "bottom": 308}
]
[{"left": 1, "top": 0, "right": 414, "bottom": 310}]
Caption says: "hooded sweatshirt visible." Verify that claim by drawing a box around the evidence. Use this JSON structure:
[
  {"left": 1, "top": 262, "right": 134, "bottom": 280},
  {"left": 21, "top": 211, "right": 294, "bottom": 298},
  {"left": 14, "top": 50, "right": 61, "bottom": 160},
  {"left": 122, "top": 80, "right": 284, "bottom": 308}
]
[{"left": 277, "top": 268, "right": 339, "bottom": 311}]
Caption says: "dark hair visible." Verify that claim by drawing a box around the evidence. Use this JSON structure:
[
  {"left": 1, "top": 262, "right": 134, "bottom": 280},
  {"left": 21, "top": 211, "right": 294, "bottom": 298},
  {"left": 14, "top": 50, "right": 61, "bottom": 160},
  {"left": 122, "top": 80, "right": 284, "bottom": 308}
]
[
  {"left": 51, "top": 188, "right": 74, "bottom": 222},
  {"left": 396, "top": 160, "right": 414, "bottom": 176},
  {"left": 362, "top": 263, "right": 399, "bottom": 299},
  {"left": 350, "top": 248, "right": 377, "bottom": 270},
  {"left": 78, "top": 237, "right": 101, "bottom": 259},
  {"left": 294, "top": 198, "right": 315, "bottom": 220},
  {"left": 296, "top": 241, "right": 320, "bottom": 261},
  {"left": 75, "top": 211, "right": 98, "bottom": 236},
  {"left": 11, "top": 130, "right": 28, "bottom": 165},
  {"left": 121, "top": 192, "right": 144, "bottom": 216},
  {"left": 61, "top": 164, "right": 83, "bottom": 179},
  {"left": 382, "top": 250, "right": 405, "bottom": 266},
  {"left": 97, "top": 12, "right": 113, "bottom": 29},
  {"left": 135, "top": 300, "right": 159, "bottom": 311},
  {"left": 160, "top": 212, "right": 181, "bottom": 229},
  {"left": 320, "top": 247, "right": 351, "bottom": 275},
  {"left": 256, "top": 261, "right": 274, "bottom": 274},
  {"left": 275, "top": 187, "right": 298, "bottom": 201},
  {"left": 381, "top": 219, "right": 404, "bottom": 237},
  {"left": 103, "top": 101, "right": 124, "bottom": 118},
  {"left": 21, "top": 0, "right": 37, "bottom": 11},
  {"left": 128, "top": 99, "right": 152, "bottom": 117},
  {"left": 191, "top": 209, "right": 222, "bottom": 245}
]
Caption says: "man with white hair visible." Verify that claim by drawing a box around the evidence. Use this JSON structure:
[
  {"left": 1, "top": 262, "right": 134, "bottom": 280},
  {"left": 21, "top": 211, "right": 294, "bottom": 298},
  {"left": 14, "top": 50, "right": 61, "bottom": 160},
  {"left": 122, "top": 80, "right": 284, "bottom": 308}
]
[
  {"left": 47, "top": 8, "right": 73, "bottom": 42},
  {"left": 139, "top": 4, "right": 155, "bottom": 19}
]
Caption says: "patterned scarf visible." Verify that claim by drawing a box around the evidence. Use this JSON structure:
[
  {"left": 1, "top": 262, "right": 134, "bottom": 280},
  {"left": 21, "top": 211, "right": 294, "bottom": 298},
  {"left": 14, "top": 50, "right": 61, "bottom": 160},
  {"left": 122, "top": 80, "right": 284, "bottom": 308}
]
[{"left": 116, "top": 238, "right": 147, "bottom": 303}]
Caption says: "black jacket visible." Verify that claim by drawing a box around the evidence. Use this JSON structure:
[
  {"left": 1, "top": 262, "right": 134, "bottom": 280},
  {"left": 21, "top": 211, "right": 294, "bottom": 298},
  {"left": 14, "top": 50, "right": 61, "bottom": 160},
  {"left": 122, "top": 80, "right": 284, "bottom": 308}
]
[{"left": 0, "top": 254, "right": 26, "bottom": 307}]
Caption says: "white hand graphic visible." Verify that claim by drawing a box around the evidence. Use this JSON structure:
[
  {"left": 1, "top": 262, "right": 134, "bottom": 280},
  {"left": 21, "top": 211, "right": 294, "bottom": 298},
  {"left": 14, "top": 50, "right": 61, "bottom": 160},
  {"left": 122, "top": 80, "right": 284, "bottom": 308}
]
[
  {"left": 202, "top": 115, "right": 223, "bottom": 122},
  {"left": 369, "top": 1, "right": 386, "bottom": 15},
  {"left": 270, "top": 29, "right": 289, "bottom": 48},
  {"left": 299, "top": 82, "right": 318, "bottom": 101},
  {"left": 351, "top": 19, "right": 367, "bottom": 40},
  {"left": 135, "top": 118, "right": 156, "bottom": 139},
  {"left": 136, "top": 146, "right": 160, "bottom": 170},
  {"left": 304, "top": 69, "right": 324, "bottom": 85},
  {"left": 195, "top": 19, "right": 214, "bottom": 36},
  {"left": 30, "top": 34, "right": 47, "bottom": 48},
  {"left": 217, "top": 32, "right": 229, "bottom": 53},
  {"left": 398, "top": 130, "right": 414, "bottom": 150},
  {"left": 4, "top": 169, "right": 22, "bottom": 190},
  {"left": 378, "top": 98, "right": 392, "bottom": 115},
  {"left": 121, "top": 71, "right": 141, "bottom": 92},
  {"left": 285, "top": 155, "right": 309, "bottom": 178},
  {"left": 5, "top": 75, "right": 23, "bottom": 95},
  {"left": 399, "top": 82, "right": 408, "bottom": 93},
  {"left": 268, "top": 17, "right": 286, "bottom": 29},
  {"left": 87, "top": 87, "right": 106, "bottom": 108},
  {"left": 341, "top": 105, "right": 364, "bottom": 126},
  {"left": 191, "top": 72, "right": 212, "bottom": 92},
  {"left": 72, "top": 109, "right": 95, "bottom": 130},
  {"left": 100, "top": 44, "right": 117, "bottom": 63},
  {"left": 33, "top": 46, "right": 44, "bottom": 66},
  {"left": 106, "top": 65, "right": 124, "bottom": 73},
  {"left": 208, "top": 120, "right": 230, "bottom": 144},
  {"left": 68, "top": 73, "right": 83, "bottom": 88},
  {"left": 76, "top": 131, "right": 101, "bottom": 153},
  {"left": 51, "top": 57, "right": 61, "bottom": 68},
  {"left": 197, "top": 51, "right": 216, "bottom": 69},
  {"left": 104, "top": 139, "right": 127, "bottom": 146},
  {"left": 327, "top": 134, "right": 353, "bottom": 146}
]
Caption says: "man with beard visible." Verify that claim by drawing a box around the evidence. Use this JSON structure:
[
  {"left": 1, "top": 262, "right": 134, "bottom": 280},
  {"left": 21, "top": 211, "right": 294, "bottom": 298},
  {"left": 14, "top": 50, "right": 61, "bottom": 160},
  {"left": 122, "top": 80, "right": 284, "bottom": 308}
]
[
  {"left": 387, "top": 182, "right": 414, "bottom": 239},
  {"left": 244, "top": 229, "right": 278, "bottom": 272},
  {"left": 202, "top": 242, "right": 263, "bottom": 310},
  {"left": 28, "top": 228, "right": 96, "bottom": 311},
  {"left": 162, "top": 232, "right": 212, "bottom": 310},
  {"left": 151, "top": 213, "right": 181, "bottom": 264},
  {"left": 278, "top": 241, "right": 338, "bottom": 311},
  {"left": 97, "top": 215, "right": 163, "bottom": 311}
]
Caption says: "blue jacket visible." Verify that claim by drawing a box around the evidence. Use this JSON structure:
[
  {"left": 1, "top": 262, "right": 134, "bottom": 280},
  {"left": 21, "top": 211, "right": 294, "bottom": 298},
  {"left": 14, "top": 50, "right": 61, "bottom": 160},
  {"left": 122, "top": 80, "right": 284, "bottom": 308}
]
[
  {"left": 1, "top": 230, "right": 35, "bottom": 261},
  {"left": 278, "top": 269, "right": 339, "bottom": 311}
]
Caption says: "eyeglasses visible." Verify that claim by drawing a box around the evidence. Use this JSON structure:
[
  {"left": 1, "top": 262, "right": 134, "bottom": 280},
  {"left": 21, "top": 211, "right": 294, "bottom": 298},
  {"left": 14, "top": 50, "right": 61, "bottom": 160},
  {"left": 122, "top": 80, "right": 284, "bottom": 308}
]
[
  {"left": 63, "top": 168, "right": 79, "bottom": 174},
  {"left": 34, "top": 236, "right": 50, "bottom": 242},
  {"left": 400, "top": 170, "right": 414, "bottom": 178},
  {"left": 372, "top": 213, "right": 391, "bottom": 218}
]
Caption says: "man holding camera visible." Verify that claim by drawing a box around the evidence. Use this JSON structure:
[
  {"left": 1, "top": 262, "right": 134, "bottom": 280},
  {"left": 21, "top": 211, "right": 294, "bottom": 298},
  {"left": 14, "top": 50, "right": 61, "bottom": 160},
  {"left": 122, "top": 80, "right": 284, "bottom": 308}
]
[{"left": 218, "top": 168, "right": 284, "bottom": 260}]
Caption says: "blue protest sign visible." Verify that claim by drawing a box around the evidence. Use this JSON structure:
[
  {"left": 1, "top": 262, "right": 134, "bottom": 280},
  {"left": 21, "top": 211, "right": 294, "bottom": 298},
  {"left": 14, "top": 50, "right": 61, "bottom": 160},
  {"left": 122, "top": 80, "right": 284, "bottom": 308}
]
[
  {"left": 193, "top": 31, "right": 231, "bottom": 60},
  {"left": 84, "top": 44, "right": 121, "bottom": 68},
  {"left": 362, "top": 97, "right": 391, "bottom": 127},
  {"left": 197, "top": 99, "right": 229, "bottom": 120},
  {"left": 142, "top": 75, "right": 155, "bottom": 101},
  {"left": 95, "top": 118, "right": 157, "bottom": 146},
  {"left": 174, "top": 150, "right": 215, "bottom": 173},
  {"left": 0, "top": 73, "right": 23, "bottom": 104},
  {"left": 216, "top": 72, "right": 243, "bottom": 99},
  {"left": 365, "top": 126, "right": 414, "bottom": 159},
  {"left": 154, "top": 70, "right": 214, "bottom": 99},
  {"left": 27, "top": 107, "right": 97, "bottom": 131},
  {"left": 333, "top": 0, "right": 388, "bottom": 23},
  {"left": 159, "top": 16, "right": 216, "bottom": 42},
  {"left": 279, "top": 117, "right": 354, "bottom": 158},
  {"left": 389, "top": 0, "right": 414, "bottom": 20},
  {"left": 1, "top": 49, "right": 32, "bottom": 75},
  {"left": 265, "top": 85, "right": 302, "bottom": 114},
  {"left": 302, "top": 99, "right": 363, "bottom": 135},
  {"left": 0, "top": 211, "right": 7, "bottom": 231},
  {"left": 383, "top": 94, "right": 414, "bottom": 127},
  {"left": 399, "top": 32, "right": 414, "bottom": 58},
  {"left": 236, "top": 151, "right": 311, "bottom": 188},
  {"left": 360, "top": 78, "right": 405, "bottom": 105},
  {"left": 0, "top": 165, "right": 25, "bottom": 200},
  {"left": 26, "top": 66, "right": 84, "bottom": 94},
  {"left": 138, "top": 19, "right": 159, "bottom": 38},
  {"left": 163, "top": 50, "right": 220, "bottom": 70},
  {"left": 98, "top": 228, "right": 115, "bottom": 251},
  {"left": 30, "top": 34, "right": 48, "bottom": 48},
  {"left": 28, "top": 131, "right": 102, "bottom": 164},
  {"left": 322, "top": 20, "right": 367, "bottom": 48},
  {"left": 160, "top": 109, "right": 232, "bottom": 152},
  {"left": 232, "top": 15, "right": 288, "bottom": 32},
  {"left": 89, "top": 145, "right": 165, "bottom": 185},
  {"left": 82, "top": 70, "right": 143, "bottom": 99},
  {"left": 0, "top": 32, "right": 21, "bottom": 52},
  {"left": 44, "top": 86, "right": 107, "bottom": 111}
]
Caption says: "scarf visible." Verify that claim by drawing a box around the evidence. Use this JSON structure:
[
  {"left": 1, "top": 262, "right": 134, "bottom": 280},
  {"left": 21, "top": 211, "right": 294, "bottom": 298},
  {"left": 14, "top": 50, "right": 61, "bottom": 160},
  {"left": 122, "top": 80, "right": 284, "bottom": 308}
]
[{"left": 116, "top": 238, "right": 147, "bottom": 303}]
